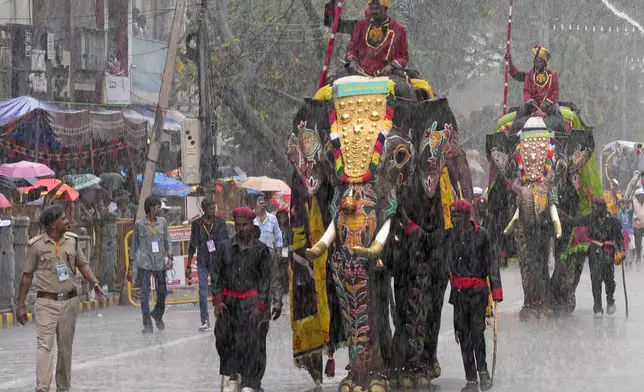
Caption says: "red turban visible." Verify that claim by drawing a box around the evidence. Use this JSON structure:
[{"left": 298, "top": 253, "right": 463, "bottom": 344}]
[
  {"left": 592, "top": 197, "right": 607, "bottom": 207},
  {"left": 451, "top": 200, "right": 473, "bottom": 213},
  {"left": 233, "top": 207, "right": 256, "bottom": 220}
]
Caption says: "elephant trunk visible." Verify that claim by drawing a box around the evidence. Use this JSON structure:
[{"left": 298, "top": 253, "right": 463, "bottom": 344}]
[
  {"left": 511, "top": 179, "right": 536, "bottom": 228},
  {"left": 352, "top": 218, "right": 392, "bottom": 259},
  {"left": 305, "top": 219, "right": 337, "bottom": 260}
]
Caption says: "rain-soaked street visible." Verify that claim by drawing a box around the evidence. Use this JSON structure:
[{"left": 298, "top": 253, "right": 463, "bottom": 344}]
[{"left": 0, "top": 263, "right": 642, "bottom": 392}]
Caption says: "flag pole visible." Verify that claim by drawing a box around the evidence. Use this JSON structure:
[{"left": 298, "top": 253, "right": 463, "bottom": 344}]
[
  {"left": 502, "top": 0, "right": 514, "bottom": 115},
  {"left": 318, "top": 0, "right": 347, "bottom": 89}
]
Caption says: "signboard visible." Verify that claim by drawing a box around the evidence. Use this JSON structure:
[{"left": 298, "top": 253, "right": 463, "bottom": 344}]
[
  {"left": 104, "top": 74, "right": 131, "bottom": 105},
  {"left": 162, "top": 226, "right": 210, "bottom": 287}
]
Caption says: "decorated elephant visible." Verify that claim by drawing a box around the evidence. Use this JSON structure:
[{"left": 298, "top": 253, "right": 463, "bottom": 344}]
[
  {"left": 384, "top": 99, "right": 473, "bottom": 388},
  {"left": 287, "top": 75, "right": 469, "bottom": 391},
  {"left": 486, "top": 112, "right": 599, "bottom": 319}
]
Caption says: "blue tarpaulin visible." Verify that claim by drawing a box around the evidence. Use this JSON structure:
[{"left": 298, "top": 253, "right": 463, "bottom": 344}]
[{"left": 0, "top": 96, "right": 67, "bottom": 125}]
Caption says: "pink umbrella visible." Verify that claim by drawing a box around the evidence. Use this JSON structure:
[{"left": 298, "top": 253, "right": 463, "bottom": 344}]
[
  {"left": 0, "top": 160, "right": 55, "bottom": 179},
  {"left": 0, "top": 193, "right": 11, "bottom": 208}
]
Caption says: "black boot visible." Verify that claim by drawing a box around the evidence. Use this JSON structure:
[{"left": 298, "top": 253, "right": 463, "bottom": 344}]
[
  {"left": 479, "top": 370, "right": 493, "bottom": 391},
  {"left": 462, "top": 381, "right": 479, "bottom": 392}
]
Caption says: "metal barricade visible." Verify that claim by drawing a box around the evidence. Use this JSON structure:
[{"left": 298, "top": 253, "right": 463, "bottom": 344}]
[{"left": 124, "top": 222, "right": 234, "bottom": 307}]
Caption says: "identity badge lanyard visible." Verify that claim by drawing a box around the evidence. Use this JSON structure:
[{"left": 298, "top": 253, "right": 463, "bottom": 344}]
[
  {"left": 149, "top": 223, "right": 160, "bottom": 253},
  {"left": 204, "top": 222, "right": 216, "bottom": 252},
  {"left": 53, "top": 240, "right": 70, "bottom": 282}
]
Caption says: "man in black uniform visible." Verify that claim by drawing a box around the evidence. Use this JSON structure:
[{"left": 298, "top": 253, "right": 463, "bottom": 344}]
[
  {"left": 211, "top": 207, "right": 281, "bottom": 392},
  {"left": 565, "top": 197, "right": 624, "bottom": 318},
  {"left": 186, "top": 199, "right": 229, "bottom": 331},
  {"left": 447, "top": 200, "right": 502, "bottom": 392}
]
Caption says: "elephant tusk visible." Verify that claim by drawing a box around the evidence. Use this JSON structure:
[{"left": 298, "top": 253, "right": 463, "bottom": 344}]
[
  {"left": 504, "top": 208, "right": 519, "bottom": 235},
  {"left": 305, "top": 219, "right": 336, "bottom": 260},
  {"left": 549, "top": 204, "right": 562, "bottom": 239},
  {"left": 352, "top": 219, "right": 392, "bottom": 259}
]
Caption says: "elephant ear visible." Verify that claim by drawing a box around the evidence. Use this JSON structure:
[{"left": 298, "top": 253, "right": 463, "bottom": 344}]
[
  {"left": 560, "top": 129, "right": 595, "bottom": 190},
  {"left": 414, "top": 98, "right": 459, "bottom": 198},
  {"left": 486, "top": 132, "right": 516, "bottom": 179},
  {"left": 287, "top": 98, "right": 329, "bottom": 197}
]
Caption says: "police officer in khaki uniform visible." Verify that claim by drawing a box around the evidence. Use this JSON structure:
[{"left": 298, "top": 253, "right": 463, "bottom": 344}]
[{"left": 17, "top": 205, "right": 105, "bottom": 392}]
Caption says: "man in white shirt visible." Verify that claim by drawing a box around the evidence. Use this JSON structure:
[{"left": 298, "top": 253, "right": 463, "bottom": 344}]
[
  {"left": 254, "top": 193, "right": 285, "bottom": 304},
  {"left": 253, "top": 194, "right": 283, "bottom": 255}
]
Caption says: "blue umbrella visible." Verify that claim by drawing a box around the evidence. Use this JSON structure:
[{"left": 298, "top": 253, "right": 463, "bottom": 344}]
[{"left": 136, "top": 173, "right": 194, "bottom": 198}]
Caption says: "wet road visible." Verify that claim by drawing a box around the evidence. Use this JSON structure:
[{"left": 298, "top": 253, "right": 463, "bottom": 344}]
[{"left": 0, "top": 262, "right": 643, "bottom": 392}]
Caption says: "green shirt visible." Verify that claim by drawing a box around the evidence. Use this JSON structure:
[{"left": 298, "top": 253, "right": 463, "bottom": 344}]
[{"left": 131, "top": 216, "right": 171, "bottom": 271}]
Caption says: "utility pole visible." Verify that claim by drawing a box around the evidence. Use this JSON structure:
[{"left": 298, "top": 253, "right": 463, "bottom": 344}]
[
  {"left": 198, "top": 0, "right": 212, "bottom": 185},
  {"left": 67, "top": 0, "right": 76, "bottom": 102},
  {"left": 136, "top": 0, "right": 187, "bottom": 219}
]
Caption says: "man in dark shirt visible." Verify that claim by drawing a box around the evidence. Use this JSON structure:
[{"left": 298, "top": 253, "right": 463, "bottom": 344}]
[
  {"left": 186, "top": 199, "right": 229, "bottom": 331},
  {"left": 565, "top": 197, "right": 624, "bottom": 318},
  {"left": 446, "top": 200, "right": 502, "bottom": 392},
  {"left": 211, "top": 207, "right": 281, "bottom": 392}
]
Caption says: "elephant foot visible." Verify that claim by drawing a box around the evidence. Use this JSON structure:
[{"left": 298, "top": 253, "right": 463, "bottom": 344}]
[
  {"left": 429, "top": 359, "right": 442, "bottom": 379},
  {"left": 368, "top": 379, "right": 387, "bottom": 392},
  {"left": 565, "top": 294, "right": 576, "bottom": 314},
  {"left": 397, "top": 374, "right": 414, "bottom": 390},
  {"left": 415, "top": 373, "right": 431, "bottom": 388},
  {"left": 339, "top": 379, "right": 353, "bottom": 392}
]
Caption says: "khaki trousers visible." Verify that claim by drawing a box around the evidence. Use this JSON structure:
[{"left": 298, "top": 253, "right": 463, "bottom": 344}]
[{"left": 34, "top": 297, "right": 79, "bottom": 392}]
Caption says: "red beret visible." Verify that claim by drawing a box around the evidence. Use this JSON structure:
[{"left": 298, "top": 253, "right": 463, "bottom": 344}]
[
  {"left": 451, "top": 200, "right": 473, "bottom": 213},
  {"left": 233, "top": 207, "right": 256, "bottom": 220},
  {"left": 592, "top": 197, "right": 607, "bottom": 207}
]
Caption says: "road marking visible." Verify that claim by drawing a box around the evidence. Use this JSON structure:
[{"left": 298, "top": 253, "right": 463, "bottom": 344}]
[{"left": 0, "top": 334, "right": 210, "bottom": 390}]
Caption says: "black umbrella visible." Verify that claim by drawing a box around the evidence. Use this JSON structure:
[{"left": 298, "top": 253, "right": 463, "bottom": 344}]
[{"left": 0, "top": 174, "right": 17, "bottom": 191}]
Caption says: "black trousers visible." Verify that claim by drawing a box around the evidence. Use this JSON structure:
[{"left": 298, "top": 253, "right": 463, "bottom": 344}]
[
  {"left": 452, "top": 287, "right": 488, "bottom": 382},
  {"left": 214, "top": 298, "right": 269, "bottom": 390},
  {"left": 588, "top": 249, "right": 616, "bottom": 314}
]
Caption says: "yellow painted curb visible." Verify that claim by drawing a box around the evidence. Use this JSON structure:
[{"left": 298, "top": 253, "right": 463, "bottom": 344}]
[{"left": 1, "top": 294, "right": 119, "bottom": 330}]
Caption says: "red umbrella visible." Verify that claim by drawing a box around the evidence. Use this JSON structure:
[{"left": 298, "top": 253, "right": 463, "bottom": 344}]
[
  {"left": 0, "top": 193, "right": 11, "bottom": 208},
  {"left": 18, "top": 179, "right": 80, "bottom": 201},
  {"left": 0, "top": 160, "right": 54, "bottom": 179}
]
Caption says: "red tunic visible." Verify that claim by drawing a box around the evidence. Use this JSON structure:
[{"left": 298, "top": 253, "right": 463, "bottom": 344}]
[
  {"left": 523, "top": 69, "right": 559, "bottom": 106},
  {"left": 345, "top": 18, "right": 409, "bottom": 77}
]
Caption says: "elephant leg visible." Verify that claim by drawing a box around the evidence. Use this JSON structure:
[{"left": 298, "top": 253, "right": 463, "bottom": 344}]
[
  {"left": 424, "top": 267, "right": 449, "bottom": 378},
  {"left": 374, "top": 269, "right": 393, "bottom": 370}
]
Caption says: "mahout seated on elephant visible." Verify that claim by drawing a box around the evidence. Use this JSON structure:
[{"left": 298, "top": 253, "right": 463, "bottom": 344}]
[{"left": 322, "top": 0, "right": 433, "bottom": 101}]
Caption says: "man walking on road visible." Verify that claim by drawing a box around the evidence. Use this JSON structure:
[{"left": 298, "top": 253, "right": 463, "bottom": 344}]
[
  {"left": 186, "top": 199, "right": 229, "bottom": 331},
  {"left": 211, "top": 207, "right": 282, "bottom": 392},
  {"left": 446, "top": 200, "right": 502, "bottom": 392},
  {"left": 565, "top": 197, "right": 624, "bottom": 318},
  {"left": 128, "top": 196, "right": 172, "bottom": 334},
  {"left": 16, "top": 205, "right": 105, "bottom": 392}
]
